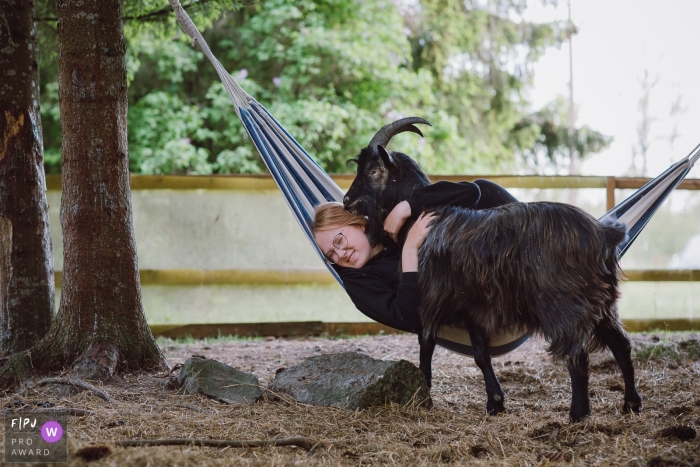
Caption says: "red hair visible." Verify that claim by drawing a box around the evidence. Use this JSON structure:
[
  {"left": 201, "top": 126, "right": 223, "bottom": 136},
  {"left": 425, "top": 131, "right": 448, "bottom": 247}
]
[{"left": 311, "top": 202, "right": 367, "bottom": 234}]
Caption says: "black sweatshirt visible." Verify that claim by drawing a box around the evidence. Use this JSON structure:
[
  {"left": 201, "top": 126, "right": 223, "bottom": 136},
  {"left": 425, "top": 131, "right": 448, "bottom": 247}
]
[{"left": 335, "top": 179, "right": 518, "bottom": 333}]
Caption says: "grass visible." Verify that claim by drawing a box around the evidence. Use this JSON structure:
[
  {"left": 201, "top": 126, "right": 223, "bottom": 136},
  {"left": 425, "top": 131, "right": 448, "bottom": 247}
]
[
  {"left": 156, "top": 334, "right": 264, "bottom": 347},
  {"left": 632, "top": 331, "right": 700, "bottom": 361},
  {"left": 155, "top": 331, "right": 388, "bottom": 348}
]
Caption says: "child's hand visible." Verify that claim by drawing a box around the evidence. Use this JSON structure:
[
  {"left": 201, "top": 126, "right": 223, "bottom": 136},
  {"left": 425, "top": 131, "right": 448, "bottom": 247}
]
[
  {"left": 402, "top": 212, "right": 435, "bottom": 272},
  {"left": 384, "top": 201, "right": 412, "bottom": 243},
  {"left": 405, "top": 212, "right": 435, "bottom": 250}
]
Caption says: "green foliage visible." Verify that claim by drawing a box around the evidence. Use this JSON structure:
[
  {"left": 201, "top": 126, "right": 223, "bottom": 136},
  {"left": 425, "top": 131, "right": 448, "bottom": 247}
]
[
  {"left": 41, "top": 82, "right": 62, "bottom": 174},
  {"left": 208, "top": 0, "right": 444, "bottom": 173},
  {"left": 405, "top": 0, "right": 568, "bottom": 171},
  {"left": 36, "top": 1, "right": 61, "bottom": 174},
  {"left": 513, "top": 96, "right": 613, "bottom": 174},
  {"left": 37, "top": 0, "right": 611, "bottom": 175},
  {"left": 129, "top": 92, "right": 212, "bottom": 174}
]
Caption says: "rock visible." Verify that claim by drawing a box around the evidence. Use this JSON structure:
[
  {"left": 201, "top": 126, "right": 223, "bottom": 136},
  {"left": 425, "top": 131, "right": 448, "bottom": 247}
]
[
  {"left": 178, "top": 357, "right": 262, "bottom": 404},
  {"left": 268, "top": 352, "right": 431, "bottom": 410}
]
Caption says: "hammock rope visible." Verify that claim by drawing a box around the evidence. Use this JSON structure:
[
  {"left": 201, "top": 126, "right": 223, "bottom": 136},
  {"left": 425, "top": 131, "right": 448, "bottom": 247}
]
[
  {"left": 168, "top": 0, "right": 345, "bottom": 285},
  {"left": 168, "top": 0, "right": 699, "bottom": 356}
]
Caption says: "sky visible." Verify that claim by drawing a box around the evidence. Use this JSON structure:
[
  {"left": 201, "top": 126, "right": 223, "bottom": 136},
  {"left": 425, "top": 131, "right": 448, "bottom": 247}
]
[{"left": 524, "top": 0, "right": 700, "bottom": 178}]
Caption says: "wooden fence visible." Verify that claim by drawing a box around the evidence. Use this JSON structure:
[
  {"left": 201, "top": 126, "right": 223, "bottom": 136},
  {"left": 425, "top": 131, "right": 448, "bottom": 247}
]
[
  {"left": 47, "top": 173, "right": 700, "bottom": 285},
  {"left": 46, "top": 174, "right": 700, "bottom": 335},
  {"left": 45, "top": 173, "right": 700, "bottom": 212}
]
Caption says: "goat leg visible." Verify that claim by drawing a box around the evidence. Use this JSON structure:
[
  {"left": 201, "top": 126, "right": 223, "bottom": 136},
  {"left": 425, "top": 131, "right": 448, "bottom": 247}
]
[
  {"left": 418, "top": 334, "right": 436, "bottom": 388},
  {"left": 595, "top": 320, "right": 642, "bottom": 414},
  {"left": 568, "top": 351, "right": 591, "bottom": 422},
  {"left": 469, "top": 325, "right": 506, "bottom": 415}
]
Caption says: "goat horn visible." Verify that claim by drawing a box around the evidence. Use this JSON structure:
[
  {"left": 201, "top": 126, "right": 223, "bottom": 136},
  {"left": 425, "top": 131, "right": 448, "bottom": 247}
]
[{"left": 368, "top": 117, "right": 432, "bottom": 149}]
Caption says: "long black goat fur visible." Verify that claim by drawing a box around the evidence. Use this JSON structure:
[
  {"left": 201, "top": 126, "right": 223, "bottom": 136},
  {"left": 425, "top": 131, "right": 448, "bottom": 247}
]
[
  {"left": 419, "top": 202, "right": 625, "bottom": 358},
  {"left": 416, "top": 202, "right": 641, "bottom": 421},
  {"left": 344, "top": 118, "right": 641, "bottom": 421}
]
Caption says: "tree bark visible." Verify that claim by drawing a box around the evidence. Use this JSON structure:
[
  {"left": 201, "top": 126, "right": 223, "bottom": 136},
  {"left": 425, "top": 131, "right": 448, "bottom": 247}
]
[
  {"left": 0, "top": 0, "right": 54, "bottom": 354},
  {"left": 0, "top": 0, "right": 167, "bottom": 385}
]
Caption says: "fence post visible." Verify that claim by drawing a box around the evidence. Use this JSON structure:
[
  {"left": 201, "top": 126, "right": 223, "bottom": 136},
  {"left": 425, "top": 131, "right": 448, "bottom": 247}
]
[{"left": 606, "top": 176, "right": 616, "bottom": 211}]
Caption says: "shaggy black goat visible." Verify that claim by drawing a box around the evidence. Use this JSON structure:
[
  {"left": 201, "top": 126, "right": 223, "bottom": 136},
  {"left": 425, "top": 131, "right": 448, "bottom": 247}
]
[
  {"left": 344, "top": 118, "right": 641, "bottom": 421},
  {"left": 417, "top": 202, "right": 641, "bottom": 422},
  {"left": 344, "top": 117, "right": 432, "bottom": 246}
]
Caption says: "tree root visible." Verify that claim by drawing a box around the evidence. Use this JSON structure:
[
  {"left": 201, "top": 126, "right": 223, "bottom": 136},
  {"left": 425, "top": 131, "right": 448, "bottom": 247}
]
[
  {"left": 71, "top": 343, "right": 120, "bottom": 381},
  {"left": 34, "top": 378, "right": 117, "bottom": 403},
  {"left": 0, "top": 323, "right": 168, "bottom": 391},
  {"left": 114, "top": 436, "right": 323, "bottom": 453},
  {"left": 0, "top": 350, "right": 33, "bottom": 390}
]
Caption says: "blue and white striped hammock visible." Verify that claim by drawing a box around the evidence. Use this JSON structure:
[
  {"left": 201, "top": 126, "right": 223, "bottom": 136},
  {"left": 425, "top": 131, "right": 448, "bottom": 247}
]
[{"left": 169, "top": 0, "right": 700, "bottom": 356}]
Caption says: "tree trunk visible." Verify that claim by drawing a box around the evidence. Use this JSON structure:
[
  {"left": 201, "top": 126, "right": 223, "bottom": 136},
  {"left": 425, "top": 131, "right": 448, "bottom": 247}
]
[
  {"left": 0, "top": 0, "right": 167, "bottom": 385},
  {"left": 0, "top": 0, "right": 54, "bottom": 354}
]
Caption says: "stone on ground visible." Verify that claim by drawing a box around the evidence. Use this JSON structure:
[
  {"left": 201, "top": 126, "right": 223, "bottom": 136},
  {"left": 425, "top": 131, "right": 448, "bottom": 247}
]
[
  {"left": 178, "top": 357, "right": 261, "bottom": 404},
  {"left": 268, "top": 351, "right": 431, "bottom": 410}
]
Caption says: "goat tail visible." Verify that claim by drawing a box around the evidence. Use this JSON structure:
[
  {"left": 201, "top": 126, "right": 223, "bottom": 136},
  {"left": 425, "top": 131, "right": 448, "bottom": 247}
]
[{"left": 601, "top": 219, "right": 628, "bottom": 252}]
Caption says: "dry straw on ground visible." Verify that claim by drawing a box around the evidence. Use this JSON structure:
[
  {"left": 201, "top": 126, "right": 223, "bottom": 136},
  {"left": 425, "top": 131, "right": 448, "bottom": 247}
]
[{"left": 2, "top": 332, "right": 700, "bottom": 466}]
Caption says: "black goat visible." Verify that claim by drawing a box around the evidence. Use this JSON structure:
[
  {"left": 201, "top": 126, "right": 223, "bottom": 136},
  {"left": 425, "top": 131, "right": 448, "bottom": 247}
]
[
  {"left": 344, "top": 117, "right": 432, "bottom": 246},
  {"left": 343, "top": 118, "right": 641, "bottom": 421},
  {"left": 417, "top": 202, "right": 641, "bottom": 422}
]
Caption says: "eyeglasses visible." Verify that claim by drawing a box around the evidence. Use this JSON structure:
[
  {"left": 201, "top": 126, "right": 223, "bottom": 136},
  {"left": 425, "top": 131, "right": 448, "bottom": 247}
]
[{"left": 324, "top": 231, "right": 349, "bottom": 264}]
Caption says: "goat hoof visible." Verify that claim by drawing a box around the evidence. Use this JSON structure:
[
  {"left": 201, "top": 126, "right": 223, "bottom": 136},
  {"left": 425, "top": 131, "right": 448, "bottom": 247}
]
[
  {"left": 486, "top": 400, "right": 505, "bottom": 416},
  {"left": 569, "top": 407, "right": 591, "bottom": 423},
  {"left": 623, "top": 395, "right": 642, "bottom": 414}
]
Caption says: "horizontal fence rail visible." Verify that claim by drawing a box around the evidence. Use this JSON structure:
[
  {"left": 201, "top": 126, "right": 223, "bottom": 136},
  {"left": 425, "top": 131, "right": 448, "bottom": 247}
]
[
  {"left": 52, "top": 270, "right": 700, "bottom": 287},
  {"left": 149, "top": 319, "right": 700, "bottom": 339},
  {"left": 44, "top": 173, "right": 700, "bottom": 212},
  {"left": 45, "top": 174, "right": 700, "bottom": 191}
]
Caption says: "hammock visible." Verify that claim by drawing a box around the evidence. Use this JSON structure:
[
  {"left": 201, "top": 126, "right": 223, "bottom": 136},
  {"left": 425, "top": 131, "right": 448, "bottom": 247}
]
[{"left": 168, "top": 0, "right": 700, "bottom": 356}]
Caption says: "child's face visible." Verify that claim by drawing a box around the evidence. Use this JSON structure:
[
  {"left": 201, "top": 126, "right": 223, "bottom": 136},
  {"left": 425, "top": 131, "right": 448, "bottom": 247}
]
[{"left": 314, "top": 224, "right": 373, "bottom": 268}]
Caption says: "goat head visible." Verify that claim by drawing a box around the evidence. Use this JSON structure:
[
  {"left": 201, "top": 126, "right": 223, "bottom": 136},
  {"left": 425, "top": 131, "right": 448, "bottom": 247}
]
[{"left": 344, "top": 117, "right": 432, "bottom": 246}]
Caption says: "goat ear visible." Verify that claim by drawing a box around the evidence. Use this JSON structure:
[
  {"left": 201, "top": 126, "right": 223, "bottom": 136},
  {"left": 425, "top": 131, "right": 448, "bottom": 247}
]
[{"left": 377, "top": 145, "right": 395, "bottom": 170}]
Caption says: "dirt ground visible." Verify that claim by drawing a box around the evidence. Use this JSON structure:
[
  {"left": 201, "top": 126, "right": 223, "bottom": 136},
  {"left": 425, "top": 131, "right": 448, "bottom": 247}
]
[{"left": 2, "top": 331, "right": 700, "bottom": 466}]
